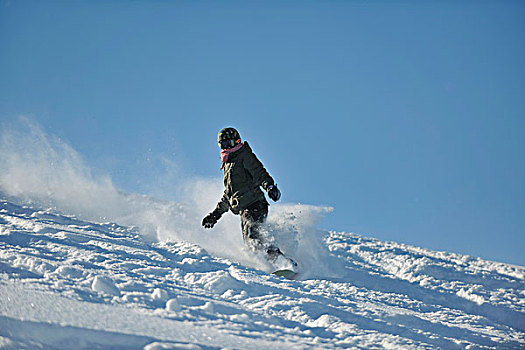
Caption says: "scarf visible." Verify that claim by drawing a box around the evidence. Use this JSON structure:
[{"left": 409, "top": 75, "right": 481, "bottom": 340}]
[{"left": 220, "top": 142, "right": 243, "bottom": 169}]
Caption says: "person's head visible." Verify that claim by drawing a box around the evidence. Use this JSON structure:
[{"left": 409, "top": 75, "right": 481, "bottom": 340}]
[{"left": 218, "top": 127, "right": 241, "bottom": 149}]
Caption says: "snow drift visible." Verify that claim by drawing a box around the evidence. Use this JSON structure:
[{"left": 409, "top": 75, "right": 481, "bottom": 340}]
[
  {"left": 1, "top": 119, "right": 524, "bottom": 349},
  {"left": 1, "top": 199, "right": 524, "bottom": 349}
]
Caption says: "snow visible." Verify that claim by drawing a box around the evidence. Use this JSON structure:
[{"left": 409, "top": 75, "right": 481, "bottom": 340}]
[
  {"left": 152, "top": 288, "right": 169, "bottom": 302},
  {"left": 92, "top": 276, "right": 121, "bottom": 296},
  {"left": 0, "top": 122, "right": 524, "bottom": 348},
  {"left": 1, "top": 198, "right": 524, "bottom": 349}
]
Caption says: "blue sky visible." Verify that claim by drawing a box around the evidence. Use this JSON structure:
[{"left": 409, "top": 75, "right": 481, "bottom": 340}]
[{"left": 1, "top": 0, "right": 524, "bottom": 265}]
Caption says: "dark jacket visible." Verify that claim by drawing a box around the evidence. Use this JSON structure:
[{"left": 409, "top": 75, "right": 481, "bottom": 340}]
[{"left": 214, "top": 142, "right": 274, "bottom": 215}]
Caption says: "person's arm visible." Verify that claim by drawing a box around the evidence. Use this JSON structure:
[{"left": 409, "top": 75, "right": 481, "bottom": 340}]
[
  {"left": 202, "top": 192, "right": 230, "bottom": 228},
  {"left": 244, "top": 150, "right": 281, "bottom": 201},
  {"left": 215, "top": 192, "right": 230, "bottom": 216},
  {"left": 244, "top": 150, "right": 274, "bottom": 191}
]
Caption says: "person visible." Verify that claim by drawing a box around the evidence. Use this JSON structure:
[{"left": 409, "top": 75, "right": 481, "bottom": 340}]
[{"left": 202, "top": 127, "right": 294, "bottom": 267}]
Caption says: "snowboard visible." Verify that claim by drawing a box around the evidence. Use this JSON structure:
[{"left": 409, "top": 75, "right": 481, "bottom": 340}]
[
  {"left": 272, "top": 269, "right": 299, "bottom": 280},
  {"left": 269, "top": 252, "right": 299, "bottom": 280},
  {"left": 263, "top": 244, "right": 298, "bottom": 280}
]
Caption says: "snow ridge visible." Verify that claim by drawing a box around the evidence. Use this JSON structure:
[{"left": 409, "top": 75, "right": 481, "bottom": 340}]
[{"left": 1, "top": 199, "right": 524, "bottom": 349}]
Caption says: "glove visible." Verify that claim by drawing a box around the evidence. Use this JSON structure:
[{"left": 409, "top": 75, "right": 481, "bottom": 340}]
[
  {"left": 202, "top": 212, "right": 221, "bottom": 229},
  {"left": 267, "top": 184, "right": 281, "bottom": 202}
]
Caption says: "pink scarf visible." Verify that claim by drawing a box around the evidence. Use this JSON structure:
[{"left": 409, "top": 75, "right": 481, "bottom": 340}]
[{"left": 220, "top": 142, "right": 243, "bottom": 169}]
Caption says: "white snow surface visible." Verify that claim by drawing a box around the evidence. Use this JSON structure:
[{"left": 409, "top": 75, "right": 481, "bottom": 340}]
[
  {"left": 1, "top": 198, "right": 524, "bottom": 350},
  {"left": 0, "top": 121, "right": 524, "bottom": 348}
]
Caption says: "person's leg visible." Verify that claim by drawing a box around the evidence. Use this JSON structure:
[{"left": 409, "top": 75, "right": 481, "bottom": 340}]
[
  {"left": 265, "top": 245, "right": 284, "bottom": 263},
  {"left": 241, "top": 201, "right": 268, "bottom": 252},
  {"left": 241, "top": 201, "right": 289, "bottom": 264}
]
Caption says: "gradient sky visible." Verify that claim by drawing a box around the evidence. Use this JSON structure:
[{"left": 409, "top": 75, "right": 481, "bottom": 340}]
[{"left": 1, "top": 0, "right": 524, "bottom": 265}]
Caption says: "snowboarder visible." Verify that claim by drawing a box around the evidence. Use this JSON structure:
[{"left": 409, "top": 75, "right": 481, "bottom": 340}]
[{"left": 202, "top": 127, "right": 296, "bottom": 272}]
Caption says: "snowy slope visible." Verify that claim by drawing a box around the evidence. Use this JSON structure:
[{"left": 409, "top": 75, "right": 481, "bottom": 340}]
[{"left": 1, "top": 198, "right": 524, "bottom": 350}]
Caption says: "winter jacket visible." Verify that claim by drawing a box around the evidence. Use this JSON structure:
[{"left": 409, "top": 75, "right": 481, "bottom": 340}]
[{"left": 214, "top": 142, "right": 274, "bottom": 216}]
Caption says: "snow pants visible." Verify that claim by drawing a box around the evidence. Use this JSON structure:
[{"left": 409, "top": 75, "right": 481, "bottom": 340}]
[{"left": 240, "top": 200, "right": 282, "bottom": 260}]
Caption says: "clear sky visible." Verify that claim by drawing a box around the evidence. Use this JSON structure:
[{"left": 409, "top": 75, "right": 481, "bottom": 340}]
[{"left": 1, "top": 0, "right": 524, "bottom": 266}]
